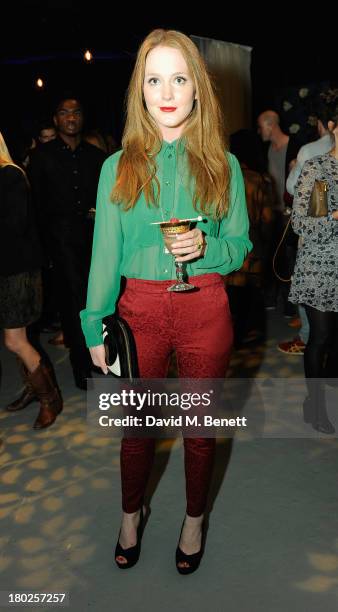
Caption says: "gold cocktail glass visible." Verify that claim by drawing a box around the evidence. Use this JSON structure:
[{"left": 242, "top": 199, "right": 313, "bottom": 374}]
[{"left": 160, "top": 219, "right": 195, "bottom": 292}]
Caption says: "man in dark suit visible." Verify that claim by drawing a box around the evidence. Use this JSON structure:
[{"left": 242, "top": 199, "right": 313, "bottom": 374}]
[{"left": 29, "top": 96, "right": 106, "bottom": 389}]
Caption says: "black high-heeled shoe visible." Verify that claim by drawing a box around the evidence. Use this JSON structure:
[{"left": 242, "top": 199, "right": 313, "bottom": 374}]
[
  {"left": 115, "top": 506, "right": 147, "bottom": 569},
  {"left": 175, "top": 518, "right": 205, "bottom": 575}
]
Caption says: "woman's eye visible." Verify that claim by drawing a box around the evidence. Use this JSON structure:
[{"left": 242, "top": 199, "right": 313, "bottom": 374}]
[
  {"left": 175, "top": 76, "right": 187, "bottom": 85},
  {"left": 148, "top": 78, "right": 159, "bottom": 85}
]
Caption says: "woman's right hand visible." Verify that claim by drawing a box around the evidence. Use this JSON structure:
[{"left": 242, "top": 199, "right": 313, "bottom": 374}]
[{"left": 89, "top": 345, "right": 108, "bottom": 375}]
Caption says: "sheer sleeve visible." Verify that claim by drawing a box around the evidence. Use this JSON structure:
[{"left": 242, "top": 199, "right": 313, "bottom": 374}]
[
  {"left": 291, "top": 159, "right": 337, "bottom": 244},
  {"left": 80, "top": 156, "right": 123, "bottom": 347},
  {"left": 196, "top": 154, "right": 252, "bottom": 274}
]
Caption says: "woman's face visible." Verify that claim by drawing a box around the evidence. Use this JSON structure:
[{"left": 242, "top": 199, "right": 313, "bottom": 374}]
[{"left": 143, "top": 45, "right": 196, "bottom": 142}]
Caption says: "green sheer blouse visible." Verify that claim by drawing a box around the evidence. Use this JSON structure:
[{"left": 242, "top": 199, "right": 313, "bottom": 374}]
[{"left": 80, "top": 141, "right": 252, "bottom": 347}]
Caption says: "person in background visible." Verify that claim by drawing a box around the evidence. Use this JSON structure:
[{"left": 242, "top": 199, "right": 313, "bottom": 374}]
[
  {"left": 228, "top": 128, "right": 274, "bottom": 345},
  {"left": 37, "top": 122, "right": 57, "bottom": 145},
  {"left": 28, "top": 96, "right": 106, "bottom": 389},
  {"left": 33, "top": 120, "right": 60, "bottom": 340},
  {"left": 80, "top": 29, "right": 251, "bottom": 574},
  {"left": 0, "top": 132, "right": 62, "bottom": 429},
  {"left": 288, "top": 100, "right": 338, "bottom": 434},
  {"left": 257, "top": 110, "right": 300, "bottom": 315},
  {"left": 84, "top": 129, "right": 108, "bottom": 152},
  {"left": 257, "top": 110, "right": 299, "bottom": 213},
  {"left": 278, "top": 91, "right": 337, "bottom": 356}
]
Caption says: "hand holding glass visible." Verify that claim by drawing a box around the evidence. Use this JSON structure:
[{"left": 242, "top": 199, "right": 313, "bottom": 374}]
[{"left": 160, "top": 218, "right": 195, "bottom": 292}]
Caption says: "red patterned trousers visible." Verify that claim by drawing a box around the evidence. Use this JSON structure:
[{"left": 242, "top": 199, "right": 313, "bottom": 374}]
[{"left": 118, "top": 273, "right": 233, "bottom": 516}]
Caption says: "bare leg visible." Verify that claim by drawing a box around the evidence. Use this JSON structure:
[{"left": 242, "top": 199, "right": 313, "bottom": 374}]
[{"left": 4, "top": 327, "right": 41, "bottom": 372}]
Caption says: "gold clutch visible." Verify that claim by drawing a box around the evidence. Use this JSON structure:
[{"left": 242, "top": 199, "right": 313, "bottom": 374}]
[{"left": 308, "top": 180, "right": 328, "bottom": 217}]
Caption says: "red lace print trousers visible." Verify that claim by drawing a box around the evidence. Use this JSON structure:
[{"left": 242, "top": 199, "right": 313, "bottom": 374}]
[{"left": 118, "top": 274, "right": 233, "bottom": 516}]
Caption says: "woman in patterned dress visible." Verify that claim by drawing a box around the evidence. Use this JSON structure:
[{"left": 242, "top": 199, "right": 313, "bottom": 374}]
[{"left": 289, "top": 100, "right": 338, "bottom": 434}]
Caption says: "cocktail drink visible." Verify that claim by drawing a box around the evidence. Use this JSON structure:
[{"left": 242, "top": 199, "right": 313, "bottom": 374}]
[{"left": 160, "top": 218, "right": 195, "bottom": 292}]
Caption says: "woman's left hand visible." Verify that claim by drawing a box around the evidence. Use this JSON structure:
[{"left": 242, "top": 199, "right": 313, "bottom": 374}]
[{"left": 171, "top": 228, "right": 205, "bottom": 262}]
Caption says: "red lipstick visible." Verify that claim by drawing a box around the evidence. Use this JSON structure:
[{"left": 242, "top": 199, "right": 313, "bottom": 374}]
[{"left": 160, "top": 107, "right": 177, "bottom": 112}]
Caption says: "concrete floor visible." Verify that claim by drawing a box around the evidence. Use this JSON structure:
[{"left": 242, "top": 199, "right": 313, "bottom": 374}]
[{"left": 0, "top": 310, "right": 338, "bottom": 612}]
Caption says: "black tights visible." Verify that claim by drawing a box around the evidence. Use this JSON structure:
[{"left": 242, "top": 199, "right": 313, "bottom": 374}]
[{"left": 304, "top": 305, "right": 338, "bottom": 379}]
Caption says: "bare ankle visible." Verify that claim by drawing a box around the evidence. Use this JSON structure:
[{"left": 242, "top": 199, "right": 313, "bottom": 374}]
[{"left": 185, "top": 513, "right": 204, "bottom": 523}]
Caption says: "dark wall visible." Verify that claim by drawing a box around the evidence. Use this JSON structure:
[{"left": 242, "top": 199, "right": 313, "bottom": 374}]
[
  {"left": 1, "top": 55, "right": 134, "bottom": 145},
  {"left": 1, "top": 6, "right": 336, "bottom": 147}
]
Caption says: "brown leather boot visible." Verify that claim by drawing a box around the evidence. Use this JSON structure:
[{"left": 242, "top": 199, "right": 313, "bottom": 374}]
[
  {"left": 28, "top": 361, "right": 63, "bottom": 430},
  {"left": 6, "top": 361, "right": 36, "bottom": 412},
  {"left": 6, "top": 360, "right": 58, "bottom": 413}
]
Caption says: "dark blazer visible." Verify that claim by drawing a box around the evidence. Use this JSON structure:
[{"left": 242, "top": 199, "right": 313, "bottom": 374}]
[{"left": 0, "top": 164, "right": 41, "bottom": 276}]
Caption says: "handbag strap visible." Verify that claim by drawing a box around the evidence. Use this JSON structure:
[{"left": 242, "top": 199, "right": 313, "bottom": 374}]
[{"left": 272, "top": 216, "right": 292, "bottom": 283}]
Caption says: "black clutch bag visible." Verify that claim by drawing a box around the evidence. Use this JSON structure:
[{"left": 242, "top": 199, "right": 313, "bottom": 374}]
[
  {"left": 308, "top": 180, "right": 328, "bottom": 217},
  {"left": 102, "top": 314, "right": 139, "bottom": 380}
]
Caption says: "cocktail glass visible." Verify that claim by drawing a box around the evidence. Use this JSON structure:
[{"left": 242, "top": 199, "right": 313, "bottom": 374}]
[{"left": 160, "top": 219, "right": 195, "bottom": 292}]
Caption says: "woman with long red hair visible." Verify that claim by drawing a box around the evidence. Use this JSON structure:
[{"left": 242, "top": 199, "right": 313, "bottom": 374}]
[{"left": 81, "top": 29, "right": 252, "bottom": 574}]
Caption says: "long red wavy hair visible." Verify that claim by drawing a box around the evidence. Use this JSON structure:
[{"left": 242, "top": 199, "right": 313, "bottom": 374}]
[{"left": 112, "top": 29, "right": 231, "bottom": 219}]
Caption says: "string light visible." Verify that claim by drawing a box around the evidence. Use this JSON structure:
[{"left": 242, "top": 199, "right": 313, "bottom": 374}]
[
  {"left": 36, "top": 78, "right": 44, "bottom": 89},
  {"left": 84, "top": 49, "right": 93, "bottom": 62}
]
